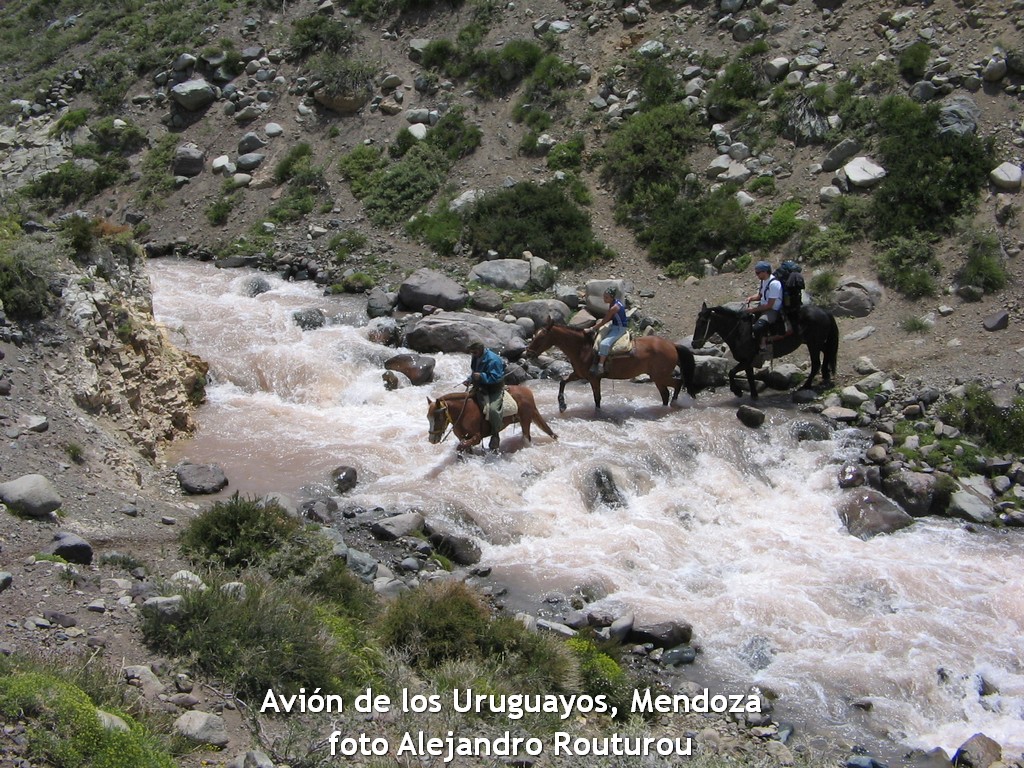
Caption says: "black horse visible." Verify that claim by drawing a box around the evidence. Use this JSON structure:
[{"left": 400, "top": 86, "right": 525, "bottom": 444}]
[{"left": 691, "top": 302, "right": 838, "bottom": 399}]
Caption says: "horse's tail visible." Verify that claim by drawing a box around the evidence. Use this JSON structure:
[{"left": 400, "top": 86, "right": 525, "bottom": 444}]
[
  {"left": 824, "top": 313, "right": 839, "bottom": 382},
  {"left": 533, "top": 408, "right": 558, "bottom": 441},
  {"left": 675, "top": 344, "right": 700, "bottom": 399}
]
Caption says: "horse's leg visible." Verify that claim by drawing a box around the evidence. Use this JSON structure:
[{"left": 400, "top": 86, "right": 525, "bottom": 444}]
[
  {"left": 657, "top": 382, "right": 670, "bottom": 406},
  {"left": 557, "top": 375, "right": 579, "bottom": 412},
  {"left": 729, "top": 361, "right": 746, "bottom": 398},
  {"left": 590, "top": 378, "right": 602, "bottom": 410},
  {"left": 805, "top": 344, "right": 820, "bottom": 389},
  {"left": 746, "top": 364, "right": 758, "bottom": 400}
]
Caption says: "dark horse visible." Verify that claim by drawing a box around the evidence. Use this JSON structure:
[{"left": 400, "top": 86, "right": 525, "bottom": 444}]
[
  {"left": 523, "top": 321, "right": 698, "bottom": 411},
  {"left": 691, "top": 302, "right": 839, "bottom": 399},
  {"left": 427, "top": 385, "right": 558, "bottom": 452}
]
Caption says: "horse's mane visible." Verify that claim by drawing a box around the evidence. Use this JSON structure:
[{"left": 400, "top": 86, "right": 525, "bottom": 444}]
[{"left": 708, "top": 304, "right": 744, "bottom": 317}]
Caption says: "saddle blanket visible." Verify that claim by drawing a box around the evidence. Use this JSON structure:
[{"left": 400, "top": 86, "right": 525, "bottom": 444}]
[{"left": 500, "top": 390, "right": 518, "bottom": 418}]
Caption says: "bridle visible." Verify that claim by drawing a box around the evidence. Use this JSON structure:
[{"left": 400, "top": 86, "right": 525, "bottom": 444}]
[
  {"left": 694, "top": 307, "right": 743, "bottom": 348},
  {"left": 427, "top": 393, "right": 472, "bottom": 444}
]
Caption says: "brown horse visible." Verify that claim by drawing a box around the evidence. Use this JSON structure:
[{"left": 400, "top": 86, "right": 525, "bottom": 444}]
[
  {"left": 522, "top": 321, "right": 698, "bottom": 411},
  {"left": 427, "top": 385, "right": 558, "bottom": 452}
]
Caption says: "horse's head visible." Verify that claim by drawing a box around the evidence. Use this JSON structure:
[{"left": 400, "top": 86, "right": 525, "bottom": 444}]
[
  {"left": 523, "top": 326, "right": 553, "bottom": 357},
  {"left": 426, "top": 397, "right": 449, "bottom": 444},
  {"left": 691, "top": 302, "right": 714, "bottom": 350}
]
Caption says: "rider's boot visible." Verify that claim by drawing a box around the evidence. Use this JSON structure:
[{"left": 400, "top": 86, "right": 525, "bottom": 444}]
[{"left": 488, "top": 434, "right": 500, "bottom": 451}]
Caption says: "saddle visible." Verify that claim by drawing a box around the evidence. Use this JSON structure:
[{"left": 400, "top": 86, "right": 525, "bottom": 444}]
[{"left": 592, "top": 326, "right": 634, "bottom": 356}]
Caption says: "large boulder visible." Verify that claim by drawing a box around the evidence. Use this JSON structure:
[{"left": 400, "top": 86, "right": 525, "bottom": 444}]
[
  {"left": 175, "top": 463, "right": 229, "bottom": 494},
  {"left": 881, "top": 469, "right": 945, "bottom": 517},
  {"left": 384, "top": 353, "right": 435, "bottom": 385},
  {"left": 398, "top": 268, "right": 468, "bottom": 312},
  {"left": 0, "top": 474, "right": 62, "bottom": 517},
  {"left": 404, "top": 311, "right": 527, "bottom": 354},
  {"left": 837, "top": 489, "right": 914, "bottom": 539},
  {"left": 468, "top": 255, "right": 557, "bottom": 291},
  {"left": 507, "top": 299, "right": 571, "bottom": 328},
  {"left": 172, "top": 143, "right": 205, "bottom": 177},
  {"left": 170, "top": 79, "right": 217, "bottom": 111}
]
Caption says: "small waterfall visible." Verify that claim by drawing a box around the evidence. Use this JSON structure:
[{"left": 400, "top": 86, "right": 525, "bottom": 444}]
[{"left": 150, "top": 259, "right": 1024, "bottom": 761}]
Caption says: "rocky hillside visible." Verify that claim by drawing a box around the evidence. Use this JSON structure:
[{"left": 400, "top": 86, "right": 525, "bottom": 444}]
[{"left": 1, "top": 0, "right": 1024, "bottom": 766}]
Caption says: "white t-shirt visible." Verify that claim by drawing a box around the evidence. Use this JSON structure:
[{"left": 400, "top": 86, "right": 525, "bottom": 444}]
[{"left": 759, "top": 277, "right": 783, "bottom": 312}]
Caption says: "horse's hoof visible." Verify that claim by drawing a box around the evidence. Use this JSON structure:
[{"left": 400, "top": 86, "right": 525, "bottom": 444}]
[{"left": 558, "top": 402, "right": 567, "bottom": 413}]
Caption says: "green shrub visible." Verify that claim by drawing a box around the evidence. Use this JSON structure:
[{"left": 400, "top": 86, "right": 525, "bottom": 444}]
[
  {"left": 462, "top": 181, "right": 611, "bottom": 267},
  {"left": 871, "top": 95, "right": 994, "bottom": 238},
  {"left": 268, "top": 188, "right": 317, "bottom": 223},
  {"left": 59, "top": 214, "right": 98, "bottom": 257},
  {"left": 547, "top": 134, "right": 585, "bottom": 171},
  {"left": 638, "top": 184, "right": 750, "bottom": 269},
  {"left": 599, "top": 103, "right": 704, "bottom": 223},
  {"left": 899, "top": 41, "right": 932, "bottom": 81},
  {"left": 90, "top": 116, "right": 148, "bottom": 154},
  {"left": 340, "top": 272, "right": 375, "bottom": 292},
  {"left": 798, "top": 223, "right": 854, "bottom": 265},
  {"left": 288, "top": 15, "right": 355, "bottom": 59},
  {"left": 361, "top": 143, "right": 449, "bottom": 226},
  {"left": 956, "top": 226, "right": 1007, "bottom": 293},
  {"left": 749, "top": 200, "right": 803, "bottom": 248},
  {"left": 308, "top": 53, "right": 376, "bottom": 101},
  {"left": 23, "top": 159, "right": 122, "bottom": 206},
  {"left": 900, "top": 314, "right": 931, "bottom": 334},
  {"left": 338, "top": 144, "right": 388, "bottom": 199},
  {"left": 50, "top": 108, "right": 91, "bottom": 137},
  {"left": 328, "top": 229, "right": 368, "bottom": 261},
  {"left": 406, "top": 208, "right": 463, "bottom": 255},
  {"left": 808, "top": 270, "right": 838, "bottom": 299},
  {"left": 205, "top": 195, "right": 236, "bottom": 226},
  {"left": 63, "top": 442, "right": 85, "bottom": 464},
  {"left": 873, "top": 234, "right": 940, "bottom": 298},
  {"left": 0, "top": 239, "right": 55, "bottom": 320},
  {"left": 141, "top": 575, "right": 354, "bottom": 700},
  {"left": 274, "top": 142, "right": 314, "bottom": 185},
  {"left": 748, "top": 175, "right": 776, "bottom": 195},
  {"left": 137, "top": 134, "right": 179, "bottom": 204},
  {"left": 426, "top": 106, "right": 482, "bottom": 162},
  {"left": 938, "top": 384, "right": 1024, "bottom": 454},
  {"left": 0, "top": 663, "right": 176, "bottom": 768},
  {"left": 473, "top": 39, "right": 544, "bottom": 96},
  {"left": 390, "top": 127, "right": 420, "bottom": 159},
  {"left": 706, "top": 47, "right": 769, "bottom": 118},
  {"left": 377, "top": 581, "right": 492, "bottom": 668},
  {"left": 179, "top": 493, "right": 305, "bottom": 572}
]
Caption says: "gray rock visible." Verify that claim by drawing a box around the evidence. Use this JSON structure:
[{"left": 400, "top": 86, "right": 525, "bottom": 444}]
[
  {"left": 384, "top": 353, "right": 435, "bottom": 385},
  {"left": 404, "top": 311, "right": 527, "bottom": 355},
  {"left": 399, "top": 268, "right": 468, "bottom": 312},
  {"left": 821, "top": 138, "right": 862, "bottom": 172},
  {"left": 331, "top": 466, "right": 357, "bottom": 494},
  {"left": 736, "top": 404, "right": 765, "bottom": 428},
  {"left": 837, "top": 489, "right": 914, "bottom": 539},
  {"left": 292, "top": 307, "right": 326, "bottom": 330},
  {"left": 172, "top": 143, "right": 205, "bottom": 177},
  {"left": 424, "top": 518, "right": 482, "bottom": 565},
  {"left": 0, "top": 474, "right": 62, "bottom": 516},
  {"left": 170, "top": 79, "right": 217, "bottom": 111},
  {"left": 174, "top": 463, "right": 229, "bottom": 494},
  {"left": 45, "top": 531, "right": 93, "bottom": 564},
  {"left": 371, "top": 511, "right": 425, "bottom": 541},
  {"left": 629, "top": 620, "right": 692, "bottom": 649},
  {"left": 175, "top": 710, "right": 230, "bottom": 748},
  {"left": 982, "top": 310, "right": 1009, "bottom": 332},
  {"left": 508, "top": 299, "right": 572, "bottom": 329},
  {"left": 952, "top": 733, "right": 1001, "bottom": 768}
]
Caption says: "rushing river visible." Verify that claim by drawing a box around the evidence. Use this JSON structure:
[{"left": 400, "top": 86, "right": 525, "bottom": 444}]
[{"left": 149, "top": 259, "right": 1024, "bottom": 762}]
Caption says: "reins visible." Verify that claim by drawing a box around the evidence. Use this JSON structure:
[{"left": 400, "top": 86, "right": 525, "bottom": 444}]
[{"left": 429, "top": 392, "right": 473, "bottom": 443}]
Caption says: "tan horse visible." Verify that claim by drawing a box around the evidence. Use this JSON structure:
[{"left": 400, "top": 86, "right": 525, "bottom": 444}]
[
  {"left": 523, "top": 321, "right": 698, "bottom": 411},
  {"left": 427, "top": 385, "right": 558, "bottom": 452}
]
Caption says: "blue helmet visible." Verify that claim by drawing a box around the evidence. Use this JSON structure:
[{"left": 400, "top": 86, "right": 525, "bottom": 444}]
[{"left": 754, "top": 260, "right": 772, "bottom": 273}]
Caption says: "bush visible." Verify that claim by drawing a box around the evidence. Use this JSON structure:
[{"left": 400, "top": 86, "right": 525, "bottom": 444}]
[
  {"left": 705, "top": 47, "right": 769, "bottom": 119},
  {"left": 956, "top": 226, "right": 1007, "bottom": 293},
  {"left": 873, "top": 235, "right": 940, "bottom": 298},
  {"left": 0, "top": 660, "right": 176, "bottom": 768},
  {"left": 900, "top": 314, "right": 931, "bottom": 334},
  {"left": 0, "top": 239, "right": 55, "bottom": 320},
  {"left": 871, "top": 95, "right": 994, "bottom": 238},
  {"left": 899, "top": 41, "right": 932, "bottom": 81},
  {"left": 600, "top": 103, "right": 704, "bottom": 223},
  {"left": 308, "top": 53, "right": 376, "bottom": 100},
  {"left": 338, "top": 144, "right": 388, "bottom": 199},
  {"left": 638, "top": 184, "right": 749, "bottom": 269},
  {"left": 328, "top": 229, "right": 368, "bottom": 262},
  {"left": 50, "top": 107, "right": 90, "bottom": 136},
  {"left": 178, "top": 493, "right": 305, "bottom": 572},
  {"left": 473, "top": 39, "right": 544, "bottom": 96},
  {"left": 377, "top": 581, "right": 492, "bottom": 668},
  {"left": 360, "top": 143, "right": 449, "bottom": 226},
  {"left": 748, "top": 200, "right": 804, "bottom": 249},
  {"left": 340, "top": 272, "right": 375, "bottom": 292},
  {"left": 462, "top": 181, "right": 611, "bottom": 267},
  {"left": 288, "top": 15, "right": 355, "bottom": 59},
  {"left": 798, "top": 223, "right": 854, "bottom": 265},
  {"left": 547, "top": 134, "right": 585, "bottom": 171},
  {"left": 141, "top": 575, "right": 354, "bottom": 700},
  {"left": 938, "top": 384, "right": 1024, "bottom": 454},
  {"left": 808, "top": 270, "right": 838, "bottom": 299},
  {"left": 274, "top": 142, "right": 314, "bottom": 185},
  {"left": 406, "top": 208, "right": 463, "bottom": 255},
  {"left": 59, "top": 214, "right": 98, "bottom": 257},
  {"left": 205, "top": 195, "right": 235, "bottom": 226},
  {"left": 426, "top": 106, "right": 482, "bottom": 162}
]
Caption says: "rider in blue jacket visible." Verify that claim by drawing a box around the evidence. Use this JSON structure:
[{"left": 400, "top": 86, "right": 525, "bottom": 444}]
[{"left": 464, "top": 341, "right": 506, "bottom": 451}]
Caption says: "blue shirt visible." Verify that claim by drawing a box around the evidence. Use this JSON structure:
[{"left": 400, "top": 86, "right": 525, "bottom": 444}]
[{"left": 609, "top": 299, "right": 627, "bottom": 327}]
